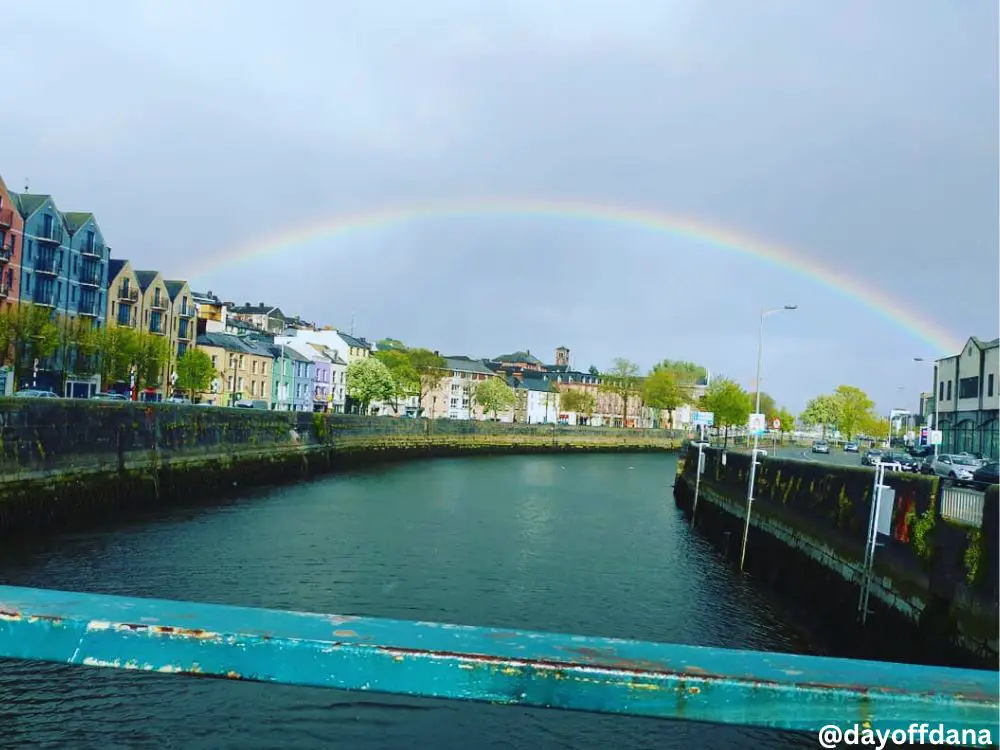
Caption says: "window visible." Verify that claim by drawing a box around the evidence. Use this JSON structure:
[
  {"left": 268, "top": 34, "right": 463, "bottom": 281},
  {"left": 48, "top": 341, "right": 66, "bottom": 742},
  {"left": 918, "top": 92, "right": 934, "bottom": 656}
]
[
  {"left": 989, "top": 374, "right": 995, "bottom": 398},
  {"left": 450, "top": 398, "right": 458, "bottom": 407},
  {"left": 958, "top": 377, "right": 979, "bottom": 400},
  {"left": 946, "top": 381, "right": 952, "bottom": 401},
  {"left": 212, "top": 355, "right": 218, "bottom": 368},
  {"left": 252, "top": 360, "right": 257, "bottom": 374},
  {"left": 939, "top": 381, "right": 945, "bottom": 401}
]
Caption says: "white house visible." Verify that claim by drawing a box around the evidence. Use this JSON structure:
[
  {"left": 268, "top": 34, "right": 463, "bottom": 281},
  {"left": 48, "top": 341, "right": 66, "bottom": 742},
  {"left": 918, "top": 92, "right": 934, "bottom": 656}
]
[
  {"left": 516, "top": 377, "right": 560, "bottom": 424},
  {"left": 934, "top": 336, "right": 999, "bottom": 458}
]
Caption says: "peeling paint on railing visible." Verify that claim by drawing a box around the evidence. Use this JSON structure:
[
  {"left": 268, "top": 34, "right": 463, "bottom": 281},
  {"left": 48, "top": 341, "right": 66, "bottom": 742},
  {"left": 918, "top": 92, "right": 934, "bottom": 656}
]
[{"left": 0, "top": 586, "right": 996, "bottom": 732}]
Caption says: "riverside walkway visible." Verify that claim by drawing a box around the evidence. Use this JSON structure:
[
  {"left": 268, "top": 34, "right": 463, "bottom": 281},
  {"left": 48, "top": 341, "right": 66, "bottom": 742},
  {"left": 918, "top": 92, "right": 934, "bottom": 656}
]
[{"left": 0, "top": 585, "right": 996, "bottom": 734}]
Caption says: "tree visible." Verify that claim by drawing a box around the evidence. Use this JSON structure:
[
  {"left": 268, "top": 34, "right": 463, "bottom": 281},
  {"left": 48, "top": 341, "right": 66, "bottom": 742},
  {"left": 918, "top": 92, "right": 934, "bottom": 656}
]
[
  {"left": 832, "top": 385, "right": 875, "bottom": 440},
  {"left": 560, "top": 388, "right": 596, "bottom": 417},
  {"left": 800, "top": 394, "right": 842, "bottom": 438},
  {"left": 175, "top": 348, "right": 216, "bottom": 400},
  {"left": 97, "top": 324, "right": 138, "bottom": 387},
  {"left": 858, "top": 410, "right": 889, "bottom": 441},
  {"left": 374, "top": 348, "right": 420, "bottom": 407},
  {"left": 599, "top": 358, "right": 641, "bottom": 425},
  {"left": 346, "top": 357, "right": 396, "bottom": 414},
  {"left": 406, "top": 348, "right": 447, "bottom": 413},
  {"left": 651, "top": 359, "right": 707, "bottom": 384},
  {"left": 376, "top": 338, "right": 406, "bottom": 351},
  {"left": 642, "top": 368, "right": 685, "bottom": 426},
  {"left": 700, "top": 376, "right": 751, "bottom": 446},
  {"left": 0, "top": 302, "right": 60, "bottom": 388},
  {"left": 755, "top": 392, "right": 778, "bottom": 424},
  {"left": 133, "top": 331, "right": 172, "bottom": 391},
  {"left": 588, "top": 365, "right": 599, "bottom": 376},
  {"left": 775, "top": 406, "right": 796, "bottom": 433},
  {"left": 473, "top": 377, "right": 517, "bottom": 419},
  {"left": 61, "top": 315, "right": 101, "bottom": 378}
]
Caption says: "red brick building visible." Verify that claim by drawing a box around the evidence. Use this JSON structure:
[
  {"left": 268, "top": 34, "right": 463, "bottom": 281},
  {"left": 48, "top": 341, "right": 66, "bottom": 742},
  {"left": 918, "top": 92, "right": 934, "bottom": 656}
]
[{"left": 0, "top": 174, "right": 23, "bottom": 311}]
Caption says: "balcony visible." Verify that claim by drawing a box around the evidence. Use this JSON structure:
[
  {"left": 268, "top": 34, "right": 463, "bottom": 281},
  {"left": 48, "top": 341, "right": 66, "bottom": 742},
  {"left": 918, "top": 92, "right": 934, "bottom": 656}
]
[
  {"left": 34, "top": 255, "right": 59, "bottom": 275},
  {"left": 149, "top": 320, "right": 166, "bottom": 335},
  {"left": 150, "top": 297, "right": 168, "bottom": 311},
  {"left": 119, "top": 287, "right": 139, "bottom": 303},
  {"left": 79, "top": 265, "right": 102, "bottom": 287},
  {"left": 0, "top": 281, "right": 9, "bottom": 299},
  {"left": 80, "top": 242, "right": 105, "bottom": 259},
  {"left": 116, "top": 309, "right": 136, "bottom": 327},
  {"left": 177, "top": 304, "right": 195, "bottom": 318},
  {"left": 36, "top": 225, "right": 63, "bottom": 245},
  {"left": 35, "top": 291, "right": 57, "bottom": 308},
  {"left": 77, "top": 298, "right": 99, "bottom": 317},
  {"left": 178, "top": 325, "right": 192, "bottom": 341},
  {"left": 0, "top": 236, "right": 12, "bottom": 263},
  {"left": 0, "top": 207, "right": 12, "bottom": 228}
]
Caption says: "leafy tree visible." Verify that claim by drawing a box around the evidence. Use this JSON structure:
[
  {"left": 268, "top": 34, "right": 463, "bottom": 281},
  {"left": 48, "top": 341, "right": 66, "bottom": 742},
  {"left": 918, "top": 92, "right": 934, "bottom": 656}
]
[
  {"left": 134, "top": 331, "right": 172, "bottom": 391},
  {"left": 588, "top": 365, "right": 599, "bottom": 376},
  {"left": 800, "top": 394, "right": 842, "bottom": 437},
  {"left": 642, "top": 368, "right": 685, "bottom": 426},
  {"left": 374, "top": 348, "right": 420, "bottom": 407},
  {"left": 376, "top": 338, "right": 406, "bottom": 351},
  {"left": 406, "top": 348, "right": 447, "bottom": 413},
  {"left": 346, "top": 357, "right": 396, "bottom": 414},
  {"left": 651, "top": 359, "right": 707, "bottom": 384},
  {"left": 700, "top": 376, "right": 751, "bottom": 446},
  {"left": 775, "top": 406, "right": 796, "bottom": 433},
  {"left": 755, "top": 392, "right": 778, "bottom": 423},
  {"left": 859, "top": 410, "right": 889, "bottom": 441},
  {"left": 61, "top": 315, "right": 102, "bottom": 378},
  {"left": 599, "top": 357, "right": 641, "bottom": 424},
  {"left": 832, "top": 385, "right": 875, "bottom": 440},
  {"left": 176, "top": 348, "right": 216, "bottom": 400},
  {"left": 474, "top": 377, "right": 517, "bottom": 418},
  {"left": 560, "top": 388, "right": 596, "bottom": 417},
  {"left": 97, "top": 324, "right": 138, "bottom": 387},
  {"left": 0, "top": 302, "right": 60, "bottom": 388}
]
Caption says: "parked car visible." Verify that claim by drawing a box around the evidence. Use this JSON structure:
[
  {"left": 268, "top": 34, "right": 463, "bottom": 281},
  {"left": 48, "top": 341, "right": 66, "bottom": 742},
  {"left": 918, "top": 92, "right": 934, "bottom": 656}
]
[
  {"left": 972, "top": 461, "right": 999, "bottom": 487},
  {"left": 880, "top": 452, "right": 920, "bottom": 472},
  {"left": 927, "top": 454, "right": 981, "bottom": 485},
  {"left": 861, "top": 449, "right": 883, "bottom": 466},
  {"left": 811, "top": 440, "right": 830, "bottom": 454},
  {"left": 920, "top": 456, "right": 936, "bottom": 474},
  {"left": 908, "top": 445, "right": 934, "bottom": 459},
  {"left": 843, "top": 441, "right": 859, "bottom": 453},
  {"left": 14, "top": 389, "right": 59, "bottom": 398},
  {"left": 93, "top": 392, "right": 128, "bottom": 401}
]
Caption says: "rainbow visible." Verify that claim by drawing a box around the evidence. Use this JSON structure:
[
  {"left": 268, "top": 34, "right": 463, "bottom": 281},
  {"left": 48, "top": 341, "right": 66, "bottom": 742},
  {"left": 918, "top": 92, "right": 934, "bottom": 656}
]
[{"left": 188, "top": 197, "right": 961, "bottom": 355}]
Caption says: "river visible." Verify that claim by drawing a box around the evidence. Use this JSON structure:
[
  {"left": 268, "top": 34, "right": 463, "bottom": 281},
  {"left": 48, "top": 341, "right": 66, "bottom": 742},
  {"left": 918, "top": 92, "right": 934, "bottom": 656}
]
[{"left": 1, "top": 452, "right": 820, "bottom": 749}]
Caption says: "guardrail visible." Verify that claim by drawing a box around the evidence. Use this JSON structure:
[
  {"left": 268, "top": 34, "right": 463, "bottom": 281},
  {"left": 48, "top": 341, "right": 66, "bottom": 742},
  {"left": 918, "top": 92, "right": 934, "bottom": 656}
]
[{"left": 0, "top": 586, "right": 996, "bottom": 733}]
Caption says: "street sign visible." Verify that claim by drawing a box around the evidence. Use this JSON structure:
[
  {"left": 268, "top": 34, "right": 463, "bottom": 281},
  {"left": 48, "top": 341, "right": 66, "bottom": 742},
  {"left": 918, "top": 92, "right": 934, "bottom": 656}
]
[
  {"left": 748, "top": 413, "right": 766, "bottom": 435},
  {"left": 693, "top": 411, "right": 714, "bottom": 427},
  {"left": 930, "top": 430, "right": 943, "bottom": 446},
  {"left": 772, "top": 418, "right": 781, "bottom": 430}
]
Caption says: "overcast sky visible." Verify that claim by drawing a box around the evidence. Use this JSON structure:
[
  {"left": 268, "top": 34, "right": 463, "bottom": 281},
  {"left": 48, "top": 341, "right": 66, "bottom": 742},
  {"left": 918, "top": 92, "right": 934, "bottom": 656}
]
[{"left": 2, "top": 0, "right": 997, "bottom": 413}]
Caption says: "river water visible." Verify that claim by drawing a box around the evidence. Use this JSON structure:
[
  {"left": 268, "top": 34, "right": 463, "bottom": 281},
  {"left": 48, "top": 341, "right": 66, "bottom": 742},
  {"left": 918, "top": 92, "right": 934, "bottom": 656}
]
[{"left": 1, "top": 453, "right": 820, "bottom": 749}]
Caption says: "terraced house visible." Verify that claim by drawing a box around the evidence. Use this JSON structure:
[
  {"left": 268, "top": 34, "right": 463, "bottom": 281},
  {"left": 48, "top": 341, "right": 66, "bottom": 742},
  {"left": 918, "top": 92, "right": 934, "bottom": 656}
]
[
  {"left": 164, "top": 280, "right": 195, "bottom": 359},
  {"left": 194, "top": 332, "right": 273, "bottom": 407},
  {"left": 0, "top": 175, "right": 23, "bottom": 310},
  {"left": 14, "top": 193, "right": 72, "bottom": 318},
  {"left": 106, "top": 259, "right": 140, "bottom": 327},
  {"left": 62, "top": 211, "right": 109, "bottom": 327}
]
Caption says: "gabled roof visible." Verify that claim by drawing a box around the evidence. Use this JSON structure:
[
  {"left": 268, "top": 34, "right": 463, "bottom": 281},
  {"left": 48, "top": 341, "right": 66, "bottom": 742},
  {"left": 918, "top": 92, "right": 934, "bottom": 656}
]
[
  {"left": 63, "top": 211, "right": 94, "bottom": 233},
  {"left": 107, "top": 259, "right": 128, "bottom": 280},
  {"left": 230, "top": 302, "right": 284, "bottom": 317},
  {"left": 443, "top": 356, "right": 495, "bottom": 375},
  {"left": 12, "top": 192, "right": 54, "bottom": 219},
  {"left": 517, "top": 376, "right": 557, "bottom": 393},
  {"left": 163, "top": 280, "right": 188, "bottom": 301},
  {"left": 271, "top": 344, "right": 312, "bottom": 363},
  {"left": 494, "top": 351, "right": 543, "bottom": 365},
  {"left": 197, "top": 332, "right": 273, "bottom": 355},
  {"left": 134, "top": 270, "right": 161, "bottom": 291},
  {"left": 338, "top": 332, "right": 369, "bottom": 350}
]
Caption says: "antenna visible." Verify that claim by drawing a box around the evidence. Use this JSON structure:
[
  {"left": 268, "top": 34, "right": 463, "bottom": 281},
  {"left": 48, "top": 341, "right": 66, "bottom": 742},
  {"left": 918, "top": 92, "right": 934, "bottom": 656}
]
[{"left": 350, "top": 314, "right": 356, "bottom": 337}]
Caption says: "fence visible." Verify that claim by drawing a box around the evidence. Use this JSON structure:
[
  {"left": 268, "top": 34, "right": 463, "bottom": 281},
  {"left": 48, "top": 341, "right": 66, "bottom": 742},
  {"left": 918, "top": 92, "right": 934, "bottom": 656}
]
[{"left": 939, "top": 484, "right": 986, "bottom": 527}]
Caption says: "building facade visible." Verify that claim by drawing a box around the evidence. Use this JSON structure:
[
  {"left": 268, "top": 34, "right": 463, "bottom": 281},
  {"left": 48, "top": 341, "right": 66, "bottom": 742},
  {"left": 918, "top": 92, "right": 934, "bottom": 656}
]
[
  {"left": 194, "top": 333, "right": 273, "bottom": 407},
  {"left": 192, "top": 290, "right": 226, "bottom": 335},
  {"left": 934, "top": 336, "right": 999, "bottom": 458},
  {"left": 164, "top": 280, "right": 195, "bottom": 362},
  {"left": 106, "top": 259, "right": 140, "bottom": 327},
  {"left": 227, "top": 302, "right": 285, "bottom": 333},
  {"left": 14, "top": 193, "right": 71, "bottom": 315},
  {"left": 515, "top": 376, "right": 561, "bottom": 424},
  {"left": 0, "top": 175, "right": 23, "bottom": 310},
  {"left": 420, "top": 356, "right": 498, "bottom": 420},
  {"left": 62, "top": 212, "right": 109, "bottom": 327}
]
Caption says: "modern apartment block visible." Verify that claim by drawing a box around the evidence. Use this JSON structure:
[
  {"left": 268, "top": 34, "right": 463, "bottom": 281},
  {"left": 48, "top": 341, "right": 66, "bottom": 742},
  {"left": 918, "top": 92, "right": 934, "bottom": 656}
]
[
  {"left": 106, "top": 259, "right": 141, "bottom": 327},
  {"left": 935, "top": 336, "right": 1000, "bottom": 458},
  {"left": 62, "top": 211, "right": 109, "bottom": 326}
]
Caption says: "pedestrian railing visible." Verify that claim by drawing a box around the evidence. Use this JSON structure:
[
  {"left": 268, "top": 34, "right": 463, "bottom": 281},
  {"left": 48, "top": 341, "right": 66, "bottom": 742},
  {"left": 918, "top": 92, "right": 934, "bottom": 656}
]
[
  {"left": 0, "top": 585, "right": 996, "bottom": 733},
  {"left": 939, "top": 485, "right": 985, "bottom": 528}
]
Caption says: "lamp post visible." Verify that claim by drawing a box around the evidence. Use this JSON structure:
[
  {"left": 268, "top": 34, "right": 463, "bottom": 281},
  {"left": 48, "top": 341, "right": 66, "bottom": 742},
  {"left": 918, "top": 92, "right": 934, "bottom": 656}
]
[
  {"left": 740, "top": 304, "right": 797, "bottom": 573},
  {"left": 914, "top": 357, "right": 940, "bottom": 457}
]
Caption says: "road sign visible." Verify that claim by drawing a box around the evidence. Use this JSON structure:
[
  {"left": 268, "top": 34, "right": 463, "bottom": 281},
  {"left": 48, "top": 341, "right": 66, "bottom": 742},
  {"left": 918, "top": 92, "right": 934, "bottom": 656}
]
[
  {"left": 930, "top": 430, "right": 943, "bottom": 446},
  {"left": 693, "top": 411, "right": 714, "bottom": 427},
  {"left": 772, "top": 418, "right": 781, "bottom": 430},
  {"left": 748, "top": 413, "right": 766, "bottom": 434}
]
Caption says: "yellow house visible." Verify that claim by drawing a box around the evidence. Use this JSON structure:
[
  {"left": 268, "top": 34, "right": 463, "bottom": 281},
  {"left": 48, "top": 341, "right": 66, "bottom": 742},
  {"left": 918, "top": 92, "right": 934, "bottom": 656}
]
[
  {"left": 195, "top": 332, "right": 274, "bottom": 407},
  {"left": 164, "top": 279, "right": 195, "bottom": 360},
  {"left": 105, "top": 259, "right": 140, "bottom": 328}
]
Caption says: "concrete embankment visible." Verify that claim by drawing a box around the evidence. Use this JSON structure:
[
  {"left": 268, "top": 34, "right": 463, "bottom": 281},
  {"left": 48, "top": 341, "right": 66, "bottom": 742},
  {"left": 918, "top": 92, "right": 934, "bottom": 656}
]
[
  {"left": 673, "top": 445, "right": 999, "bottom": 669},
  {"left": 0, "top": 400, "right": 681, "bottom": 538}
]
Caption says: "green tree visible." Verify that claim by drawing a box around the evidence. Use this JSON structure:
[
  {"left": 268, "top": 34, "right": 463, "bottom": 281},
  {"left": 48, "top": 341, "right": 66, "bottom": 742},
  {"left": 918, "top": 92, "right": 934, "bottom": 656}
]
[
  {"left": 346, "top": 357, "right": 396, "bottom": 414},
  {"left": 0, "top": 302, "right": 60, "bottom": 389},
  {"left": 61, "top": 315, "right": 102, "bottom": 379},
  {"left": 588, "top": 365, "right": 599, "bottom": 376},
  {"left": 858, "top": 410, "right": 889, "bottom": 441},
  {"left": 175, "top": 348, "right": 216, "bottom": 400},
  {"left": 755, "top": 392, "right": 778, "bottom": 423},
  {"left": 560, "top": 388, "right": 596, "bottom": 417},
  {"left": 800, "top": 394, "right": 842, "bottom": 438},
  {"left": 650, "top": 359, "right": 707, "bottom": 384},
  {"left": 406, "top": 348, "right": 447, "bottom": 414},
  {"left": 832, "top": 385, "right": 875, "bottom": 440},
  {"left": 97, "top": 324, "right": 138, "bottom": 387},
  {"left": 775, "top": 406, "right": 796, "bottom": 433},
  {"left": 376, "top": 338, "right": 406, "bottom": 351},
  {"left": 374, "top": 348, "right": 420, "bottom": 407},
  {"left": 473, "top": 377, "right": 517, "bottom": 419},
  {"left": 642, "top": 368, "right": 685, "bottom": 426},
  {"left": 599, "top": 357, "right": 641, "bottom": 425},
  {"left": 700, "top": 376, "right": 751, "bottom": 446},
  {"left": 134, "top": 331, "right": 172, "bottom": 391}
]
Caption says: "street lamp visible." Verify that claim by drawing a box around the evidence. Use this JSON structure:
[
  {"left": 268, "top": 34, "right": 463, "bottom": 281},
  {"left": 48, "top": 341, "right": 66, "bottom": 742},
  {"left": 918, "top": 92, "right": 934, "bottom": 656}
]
[
  {"left": 914, "top": 357, "right": 940, "bottom": 456},
  {"left": 741, "top": 304, "right": 797, "bottom": 573}
]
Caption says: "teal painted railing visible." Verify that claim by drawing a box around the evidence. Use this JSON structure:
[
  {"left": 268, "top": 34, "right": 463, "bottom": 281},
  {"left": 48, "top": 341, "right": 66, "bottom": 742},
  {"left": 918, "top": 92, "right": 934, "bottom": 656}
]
[{"left": 0, "top": 586, "right": 997, "bottom": 734}]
